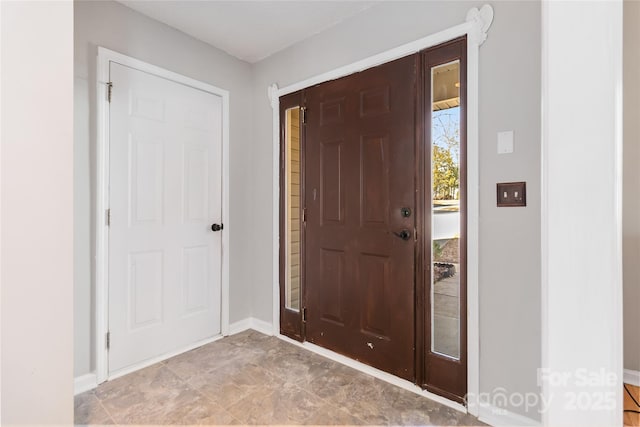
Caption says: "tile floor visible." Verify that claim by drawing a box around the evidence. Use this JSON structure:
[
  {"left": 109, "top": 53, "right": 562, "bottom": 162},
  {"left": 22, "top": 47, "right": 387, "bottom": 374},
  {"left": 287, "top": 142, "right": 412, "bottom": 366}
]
[{"left": 75, "top": 330, "right": 484, "bottom": 426}]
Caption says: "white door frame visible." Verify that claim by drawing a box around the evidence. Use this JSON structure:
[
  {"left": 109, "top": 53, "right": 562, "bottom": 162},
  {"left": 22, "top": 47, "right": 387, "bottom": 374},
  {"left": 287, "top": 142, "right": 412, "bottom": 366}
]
[
  {"left": 268, "top": 5, "right": 493, "bottom": 415},
  {"left": 95, "top": 47, "right": 230, "bottom": 384}
]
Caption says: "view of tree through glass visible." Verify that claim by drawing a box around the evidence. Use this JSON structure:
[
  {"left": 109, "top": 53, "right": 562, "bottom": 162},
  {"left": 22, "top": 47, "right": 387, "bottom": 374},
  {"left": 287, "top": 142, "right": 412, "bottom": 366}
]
[{"left": 432, "top": 107, "right": 460, "bottom": 201}]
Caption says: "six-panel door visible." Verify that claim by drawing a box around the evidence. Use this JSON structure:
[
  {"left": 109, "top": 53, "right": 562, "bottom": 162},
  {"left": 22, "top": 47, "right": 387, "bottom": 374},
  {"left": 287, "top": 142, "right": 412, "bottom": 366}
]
[
  {"left": 108, "top": 62, "right": 223, "bottom": 374},
  {"left": 304, "top": 56, "right": 417, "bottom": 381}
]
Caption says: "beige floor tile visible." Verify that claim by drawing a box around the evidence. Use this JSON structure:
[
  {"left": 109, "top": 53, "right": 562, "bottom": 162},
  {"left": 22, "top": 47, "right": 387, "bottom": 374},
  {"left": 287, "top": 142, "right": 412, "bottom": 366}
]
[
  {"left": 104, "top": 383, "right": 213, "bottom": 425},
  {"left": 77, "top": 330, "right": 485, "bottom": 426},
  {"left": 186, "top": 359, "right": 283, "bottom": 408},
  {"left": 227, "top": 382, "right": 323, "bottom": 425},
  {"left": 93, "top": 363, "right": 176, "bottom": 402},
  {"left": 74, "top": 391, "right": 114, "bottom": 425},
  {"left": 163, "top": 341, "right": 255, "bottom": 382},
  {"left": 258, "top": 347, "right": 344, "bottom": 387},
  {"left": 304, "top": 402, "right": 366, "bottom": 425},
  {"left": 300, "top": 364, "right": 355, "bottom": 401},
  {"left": 330, "top": 378, "right": 397, "bottom": 425},
  {"left": 224, "top": 329, "right": 281, "bottom": 350}
]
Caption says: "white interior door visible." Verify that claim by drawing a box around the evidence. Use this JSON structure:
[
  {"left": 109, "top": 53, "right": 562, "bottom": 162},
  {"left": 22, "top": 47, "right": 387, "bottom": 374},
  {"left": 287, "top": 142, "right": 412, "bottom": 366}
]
[{"left": 108, "top": 62, "right": 222, "bottom": 375}]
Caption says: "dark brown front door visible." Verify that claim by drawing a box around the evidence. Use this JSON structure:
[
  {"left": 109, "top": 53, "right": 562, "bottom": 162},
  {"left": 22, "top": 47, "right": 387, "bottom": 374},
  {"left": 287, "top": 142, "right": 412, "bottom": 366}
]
[{"left": 304, "top": 55, "right": 417, "bottom": 380}]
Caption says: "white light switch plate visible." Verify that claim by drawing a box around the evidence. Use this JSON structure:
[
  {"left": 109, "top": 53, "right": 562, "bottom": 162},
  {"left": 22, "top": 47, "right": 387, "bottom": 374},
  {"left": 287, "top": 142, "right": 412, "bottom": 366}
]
[{"left": 497, "top": 130, "right": 514, "bottom": 154}]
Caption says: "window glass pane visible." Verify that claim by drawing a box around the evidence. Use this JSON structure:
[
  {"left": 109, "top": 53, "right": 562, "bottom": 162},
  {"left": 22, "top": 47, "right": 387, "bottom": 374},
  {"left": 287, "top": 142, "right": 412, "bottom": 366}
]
[
  {"left": 430, "top": 61, "right": 461, "bottom": 359},
  {"left": 285, "top": 107, "right": 301, "bottom": 311}
]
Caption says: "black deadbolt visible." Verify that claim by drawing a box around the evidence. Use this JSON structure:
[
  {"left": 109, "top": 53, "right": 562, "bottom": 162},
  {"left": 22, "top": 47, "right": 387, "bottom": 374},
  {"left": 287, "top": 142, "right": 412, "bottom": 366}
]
[
  {"left": 393, "top": 229, "right": 411, "bottom": 241},
  {"left": 400, "top": 207, "right": 412, "bottom": 218},
  {"left": 211, "top": 223, "right": 223, "bottom": 232}
]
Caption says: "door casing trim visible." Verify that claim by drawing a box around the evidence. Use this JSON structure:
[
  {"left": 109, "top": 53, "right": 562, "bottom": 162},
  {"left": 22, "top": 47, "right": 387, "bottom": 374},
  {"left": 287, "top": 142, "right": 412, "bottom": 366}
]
[
  {"left": 95, "top": 47, "right": 231, "bottom": 384},
  {"left": 268, "top": 5, "right": 493, "bottom": 414}
]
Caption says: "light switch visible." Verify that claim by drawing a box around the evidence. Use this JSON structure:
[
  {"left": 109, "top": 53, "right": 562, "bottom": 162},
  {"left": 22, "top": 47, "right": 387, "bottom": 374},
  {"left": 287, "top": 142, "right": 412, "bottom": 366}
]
[
  {"left": 497, "top": 131, "right": 514, "bottom": 154},
  {"left": 497, "top": 182, "right": 526, "bottom": 207}
]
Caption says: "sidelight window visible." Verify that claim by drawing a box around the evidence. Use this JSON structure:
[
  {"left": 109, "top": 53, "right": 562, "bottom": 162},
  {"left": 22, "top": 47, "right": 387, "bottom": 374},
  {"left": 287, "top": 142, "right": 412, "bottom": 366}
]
[
  {"left": 430, "top": 60, "right": 462, "bottom": 360},
  {"left": 285, "top": 107, "right": 301, "bottom": 312}
]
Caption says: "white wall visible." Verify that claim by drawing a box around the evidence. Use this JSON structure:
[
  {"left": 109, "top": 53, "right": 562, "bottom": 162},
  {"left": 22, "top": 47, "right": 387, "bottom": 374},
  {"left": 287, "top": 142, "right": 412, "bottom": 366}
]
[
  {"left": 624, "top": 0, "right": 640, "bottom": 374},
  {"left": 74, "top": 0, "right": 254, "bottom": 377},
  {"left": 251, "top": 1, "right": 542, "bottom": 419},
  {"left": 1, "top": 1, "right": 74, "bottom": 424},
  {"left": 541, "top": 1, "right": 623, "bottom": 425}
]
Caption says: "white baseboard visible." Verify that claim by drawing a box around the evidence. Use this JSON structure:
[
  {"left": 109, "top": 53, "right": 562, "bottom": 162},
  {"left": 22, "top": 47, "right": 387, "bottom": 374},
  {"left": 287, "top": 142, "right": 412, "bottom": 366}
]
[
  {"left": 249, "top": 317, "right": 274, "bottom": 335},
  {"left": 228, "top": 317, "right": 274, "bottom": 336},
  {"left": 478, "top": 404, "right": 540, "bottom": 427},
  {"left": 74, "top": 373, "right": 98, "bottom": 395},
  {"left": 228, "top": 318, "right": 252, "bottom": 335},
  {"left": 625, "top": 369, "right": 640, "bottom": 387}
]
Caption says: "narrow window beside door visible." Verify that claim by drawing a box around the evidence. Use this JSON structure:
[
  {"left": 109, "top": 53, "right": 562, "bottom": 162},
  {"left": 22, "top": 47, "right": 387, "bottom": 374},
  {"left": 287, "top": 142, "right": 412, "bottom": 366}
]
[
  {"left": 285, "top": 107, "right": 301, "bottom": 312},
  {"left": 431, "top": 60, "right": 462, "bottom": 360},
  {"left": 279, "top": 93, "right": 305, "bottom": 342},
  {"left": 421, "top": 37, "right": 467, "bottom": 403}
]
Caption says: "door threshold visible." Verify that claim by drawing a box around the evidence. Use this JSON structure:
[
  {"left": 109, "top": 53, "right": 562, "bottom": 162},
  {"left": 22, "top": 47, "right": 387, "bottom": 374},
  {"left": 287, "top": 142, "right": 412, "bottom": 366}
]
[
  {"left": 276, "top": 334, "right": 467, "bottom": 414},
  {"left": 106, "top": 334, "right": 224, "bottom": 382}
]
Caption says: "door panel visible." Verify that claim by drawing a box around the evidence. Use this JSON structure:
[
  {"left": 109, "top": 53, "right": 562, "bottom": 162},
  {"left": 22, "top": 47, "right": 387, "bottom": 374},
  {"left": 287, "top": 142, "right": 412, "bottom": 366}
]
[
  {"left": 320, "top": 140, "right": 345, "bottom": 224},
  {"left": 108, "top": 62, "right": 222, "bottom": 374},
  {"left": 128, "top": 250, "right": 163, "bottom": 329},
  {"left": 319, "top": 248, "right": 346, "bottom": 325},
  {"left": 360, "top": 134, "right": 390, "bottom": 227},
  {"left": 305, "top": 55, "right": 417, "bottom": 380},
  {"left": 182, "top": 245, "right": 210, "bottom": 315},
  {"left": 359, "top": 253, "right": 391, "bottom": 338}
]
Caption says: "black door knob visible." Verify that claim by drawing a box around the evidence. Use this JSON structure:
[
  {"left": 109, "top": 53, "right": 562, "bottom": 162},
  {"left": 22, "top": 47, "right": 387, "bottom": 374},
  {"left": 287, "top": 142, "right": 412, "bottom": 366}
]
[
  {"left": 393, "top": 229, "right": 411, "bottom": 241},
  {"left": 211, "top": 223, "right": 223, "bottom": 232}
]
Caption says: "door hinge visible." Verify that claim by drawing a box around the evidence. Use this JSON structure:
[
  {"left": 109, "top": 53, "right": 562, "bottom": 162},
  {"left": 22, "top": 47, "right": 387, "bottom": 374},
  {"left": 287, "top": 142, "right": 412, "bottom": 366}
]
[
  {"left": 106, "top": 331, "right": 111, "bottom": 350},
  {"left": 302, "top": 208, "right": 307, "bottom": 223},
  {"left": 414, "top": 227, "right": 417, "bottom": 242},
  {"left": 107, "top": 82, "right": 113, "bottom": 103},
  {"left": 302, "top": 307, "right": 307, "bottom": 323},
  {"left": 301, "top": 107, "right": 307, "bottom": 124},
  {"left": 105, "top": 208, "right": 111, "bottom": 226}
]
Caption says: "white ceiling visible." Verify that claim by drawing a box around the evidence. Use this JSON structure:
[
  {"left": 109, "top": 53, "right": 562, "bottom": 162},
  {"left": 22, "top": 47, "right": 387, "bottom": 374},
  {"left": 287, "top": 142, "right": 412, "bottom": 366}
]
[{"left": 117, "top": 1, "right": 377, "bottom": 63}]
